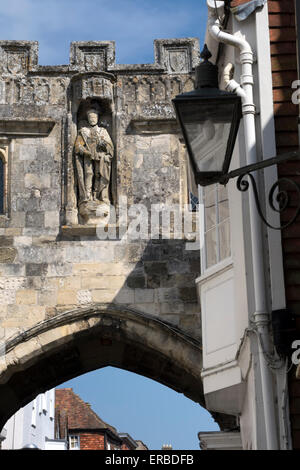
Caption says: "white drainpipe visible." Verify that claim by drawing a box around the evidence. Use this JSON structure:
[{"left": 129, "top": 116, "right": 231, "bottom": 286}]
[{"left": 207, "top": 2, "right": 279, "bottom": 450}]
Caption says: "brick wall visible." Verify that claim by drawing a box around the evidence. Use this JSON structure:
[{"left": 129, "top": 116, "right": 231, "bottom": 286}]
[
  {"left": 79, "top": 433, "right": 105, "bottom": 450},
  {"left": 75, "top": 432, "right": 129, "bottom": 450},
  {"left": 269, "top": 0, "right": 300, "bottom": 450}
]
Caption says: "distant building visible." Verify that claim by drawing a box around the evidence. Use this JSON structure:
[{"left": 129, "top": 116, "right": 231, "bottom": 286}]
[
  {"left": 1, "top": 389, "right": 66, "bottom": 450},
  {"left": 135, "top": 440, "right": 149, "bottom": 450},
  {"left": 1, "top": 387, "right": 147, "bottom": 450},
  {"left": 55, "top": 388, "right": 146, "bottom": 450}
]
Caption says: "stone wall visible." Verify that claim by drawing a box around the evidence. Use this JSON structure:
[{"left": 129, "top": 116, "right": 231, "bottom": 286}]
[{"left": 0, "top": 38, "right": 201, "bottom": 354}]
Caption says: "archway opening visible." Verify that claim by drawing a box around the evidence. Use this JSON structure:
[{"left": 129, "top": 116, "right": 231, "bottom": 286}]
[{"left": 0, "top": 306, "right": 236, "bottom": 439}]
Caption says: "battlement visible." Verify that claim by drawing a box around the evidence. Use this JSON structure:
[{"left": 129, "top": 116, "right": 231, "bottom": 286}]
[{"left": 0, "top": 38, "right": 200, "bottom": 75}]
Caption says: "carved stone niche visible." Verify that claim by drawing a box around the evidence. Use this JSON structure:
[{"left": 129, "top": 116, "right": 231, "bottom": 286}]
[
  {"left": 71, "top": 72, "right": 115, "bottom": 104},
  {"left": 0, "top": 41, "right": 39, "bottom": 75},
  {"left": 154, "top": 38, "right": 200, "bottom": 74},
  {"left": 69, "top": 41, "right": 115, "bottom": 72},
  {"left": 65, "top": 72, "right": 116, "bottom": 229}
]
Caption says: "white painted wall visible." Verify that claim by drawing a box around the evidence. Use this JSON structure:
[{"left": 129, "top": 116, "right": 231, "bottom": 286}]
[
  {"left": 199, "top": 0, "right": 290, "bottom": 450},
  {"left": 2, "top": 389, "right": 55, "bottom": 450}
]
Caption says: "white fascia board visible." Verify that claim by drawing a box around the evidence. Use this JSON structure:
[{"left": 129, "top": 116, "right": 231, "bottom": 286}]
[{"left": 254, "top": 2, "right": 286, "bottom": 311}]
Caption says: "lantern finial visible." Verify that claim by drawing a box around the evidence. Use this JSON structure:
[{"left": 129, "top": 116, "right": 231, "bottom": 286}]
[{"left": 200, "top": 44, "right": 212, "bottom": 62}]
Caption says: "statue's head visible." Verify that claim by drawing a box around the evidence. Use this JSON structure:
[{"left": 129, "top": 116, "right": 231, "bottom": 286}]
[{"left": 87, "top": 107, "right": 99, "bottom": 126}]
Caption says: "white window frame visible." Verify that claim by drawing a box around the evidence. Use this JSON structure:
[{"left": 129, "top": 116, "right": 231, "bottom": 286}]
[
  {"left": 199, "top": 183, "right": 231, "bottom": 274},
  {"left": 31, "top": 399, "right": 37, "bottom": 428},
  {"left": 69, "top": 434, "right": 80, "bottom": 450}
]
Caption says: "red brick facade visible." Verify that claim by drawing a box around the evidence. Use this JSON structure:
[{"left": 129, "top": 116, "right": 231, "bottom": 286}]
[
  {"left": 79, "top": 433, "right": 105, "bottom": 450},
  {"left": 268, "top": 0, "right": 300, "bottom": 449},
  {"left": 55, "top": 388, "right": 139, "bottom": 450}
]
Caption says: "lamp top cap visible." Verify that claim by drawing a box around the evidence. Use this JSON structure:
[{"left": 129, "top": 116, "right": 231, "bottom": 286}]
[
  {"left": 200, "top": 44, "right": 212, "bottom": 62},
  {"left": 195, "top": 45, "right": 218, "bottom": 89}
]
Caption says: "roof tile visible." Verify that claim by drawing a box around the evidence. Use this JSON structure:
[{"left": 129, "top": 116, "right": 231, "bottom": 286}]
[{"left": 55, "top": 388, "right": 119, "bottom": 439}]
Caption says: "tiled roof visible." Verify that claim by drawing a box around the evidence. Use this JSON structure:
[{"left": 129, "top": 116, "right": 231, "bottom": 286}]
[{"left": 55, "top": 388, "right": 119, "bottom": 439}]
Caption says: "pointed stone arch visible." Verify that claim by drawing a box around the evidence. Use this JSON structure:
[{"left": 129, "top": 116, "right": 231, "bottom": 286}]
[
  {"left": 0, "top": 304, "right": 204, "bottom": 428},
  {"left": 0, "top": 304, "right": 236, "bottom": 432}
]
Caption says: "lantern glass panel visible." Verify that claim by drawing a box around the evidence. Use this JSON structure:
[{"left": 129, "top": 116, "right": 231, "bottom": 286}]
[{"left": 179, "top": 100, "right": 236, "bottom": 173}]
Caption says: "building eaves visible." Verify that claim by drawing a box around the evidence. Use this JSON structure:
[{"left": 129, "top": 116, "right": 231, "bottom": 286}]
[{"left": 118, "top": 432, "right": 138, "bottom": 449}]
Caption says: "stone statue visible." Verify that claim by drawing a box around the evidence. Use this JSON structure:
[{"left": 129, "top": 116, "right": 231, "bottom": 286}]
[{"left": 74, "top": 105, "right": 114, "bottom": 223}]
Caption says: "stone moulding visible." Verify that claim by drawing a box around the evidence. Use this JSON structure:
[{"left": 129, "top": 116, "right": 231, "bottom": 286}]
[
  {"left": 0, "top": 38, "right": 200, "bottom": 75},
  {"left": 154, "top": 38, "right": 200, "bottom": 74},
  {"left": 2, "top": 303, "right": 202, "bottom": 355},
  {"left": 0, "top": 119, "right": 56, "bottom": 137},
  {"left": 128, "top": 118, "right": 179, "bottom": 135},
  {"left": 69, "top": 41, "right": 116, "bottom": 72},
  {"left": 60, "top": 224, "right": 119, "bottom": 238},
  {"left": 0, "top": 41, "right": 39, "bottom": 75},
  {"left": 70, "top": 71, "right": 116, "bottom": 105},
  {"left": 0, "top": 304, "right": 207, "bottom": 431}
]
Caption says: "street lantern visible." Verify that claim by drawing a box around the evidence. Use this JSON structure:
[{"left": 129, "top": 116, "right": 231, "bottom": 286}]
[
  {"left": 173, "top": 44, "right": 242, "bottom": 186},
  {"left": 173, "top": 44, "right": 300, "bottom": 230}
]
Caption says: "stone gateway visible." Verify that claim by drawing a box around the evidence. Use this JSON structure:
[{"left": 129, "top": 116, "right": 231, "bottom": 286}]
[{"left": 0, "top": 38, "right": 234, "bottom": 432}]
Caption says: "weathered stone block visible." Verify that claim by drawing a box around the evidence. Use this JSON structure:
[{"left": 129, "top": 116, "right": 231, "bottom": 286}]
[
  {"left": 134, "top": 289, "right": 155, "bottom": 303},
  {"left": 0, "top": 237, "right": 13, "bottom": 247},
  {"left": 114, "top": 289, "right": 135, "bottom": 304},
  {"left": 57, "top": 290, "right": 77, "bottom": 306},
  {"left": 82, "top": 275, "right": 126, "bottom": 290},
  {"left": 144, "top": 261, "right": 168, "bottom": 276},
  {"left": 25, "top": 263, "right": 48, "bottom": 277},
  {"left": 0, "top": 248, "right": 17, "bottom": 263},
  {"left": 178, "top": 287, "right": 198, "bottom": 303},
  {"left": 126, "top": 275, "right": 146, "bottom": 289},
  {"left": 25, "top": 211, "right": 45, "bottom": 228},
  {"left": 91, "top": 290, "right": 118, "bottom": 303},
  {"left": 15, "top": 289, "right": 37, "bottom": 305}
]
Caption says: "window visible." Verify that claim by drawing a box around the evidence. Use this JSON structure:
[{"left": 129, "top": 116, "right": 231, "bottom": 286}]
[
  {"left": 31, "top": 399, "right": 37, "bottom": 428},
  {"left": 69, "top": 435, "right": 80, "bottom": 450},
  {"left": 184, "top": 144, "right": 198, "bottom": 212},
  {"left": 49, "top": 393, "right": 54, "bottom": 420},
  {"left": 189, "top": 191, "right": 199, "bottom": 212},
  {"left": 200, "top": 184, "right": 231, "bottom": 272},
  {"left": 38, "top": 393, "right": 47, "bottom": 414}
]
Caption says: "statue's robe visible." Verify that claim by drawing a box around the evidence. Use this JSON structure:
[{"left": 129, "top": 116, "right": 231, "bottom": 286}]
[{"left": 74, "top": 124, "right": 114, "bottom": 203}]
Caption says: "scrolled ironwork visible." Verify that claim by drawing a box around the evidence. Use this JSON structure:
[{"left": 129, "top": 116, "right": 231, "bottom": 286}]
[{"left": 236, "top": 173, "right": 300, "bottom": 230}]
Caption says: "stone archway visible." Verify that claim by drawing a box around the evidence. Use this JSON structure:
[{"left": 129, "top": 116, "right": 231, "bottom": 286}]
[
  {"left": 0, "top": 304, "right": 236, "bottom": 432},
  {"left": 0, "top": 305, "right": 204, "bottom": 428}
]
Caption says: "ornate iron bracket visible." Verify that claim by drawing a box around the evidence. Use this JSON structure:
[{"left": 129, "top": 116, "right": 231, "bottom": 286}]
[{"left": 219, "top": 150, "right": 300, "bottom": 230}]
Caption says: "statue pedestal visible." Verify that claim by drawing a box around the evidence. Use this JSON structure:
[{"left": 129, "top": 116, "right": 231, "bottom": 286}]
[{"left": 78, "top": 200, "right": 110, "bottom": 226}]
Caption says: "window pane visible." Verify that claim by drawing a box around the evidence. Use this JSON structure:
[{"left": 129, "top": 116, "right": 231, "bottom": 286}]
[
  {"left": 205, "top": 228, "right": 217, "bottom": 268},
  {"left": 219, "top": 219, "right": 231, "bottom": 261},
  {"left": 179, "top": 101, "right": 235, "bottom": 173},
  {"left": 0, "top": 158, "right": 3, "bottom": 214},
  {"left": 69, "top": 435, "right": 80, "bottom": 450},
  {"left": 218, "top": 185, "right": 229, "bottom": 222},
  {"left": 204, "top": 186, "right": 216, "bottom": 230}
]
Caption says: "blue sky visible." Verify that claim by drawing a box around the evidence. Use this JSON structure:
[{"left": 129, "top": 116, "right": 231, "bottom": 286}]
[
  {"left": 0, "top": 0, "right": 207, "bottom": 65},
  {"left": 1, "top": 0, "right": 216, "bottom": 450},
  {"left": 60, "top": 367, "right": 219, "bottom": 451}
]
